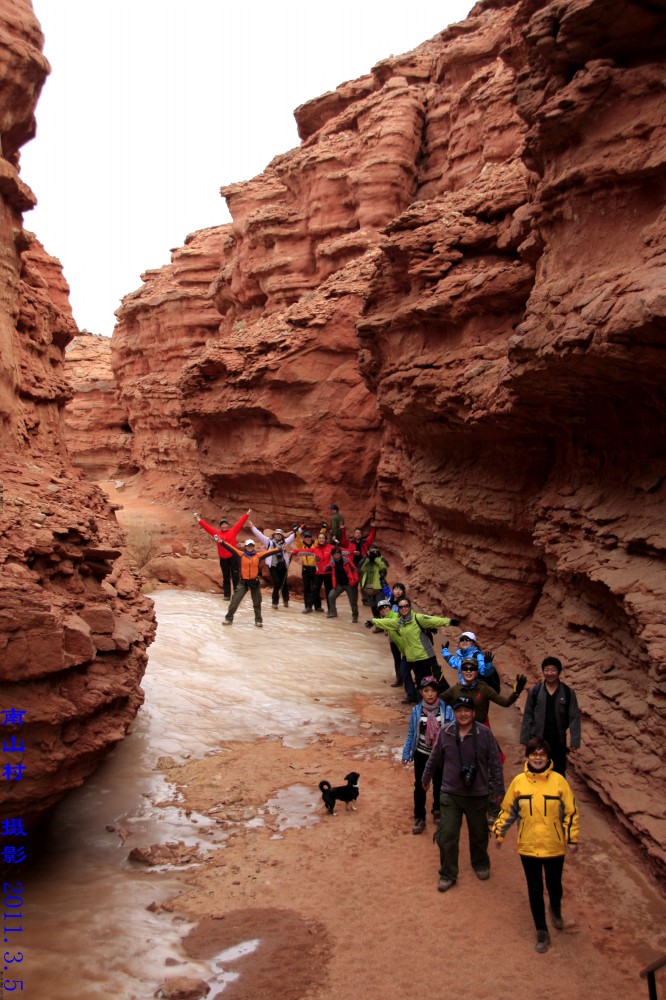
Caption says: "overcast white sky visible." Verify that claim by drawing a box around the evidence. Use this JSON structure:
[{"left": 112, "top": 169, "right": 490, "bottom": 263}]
[{"left": 21, "top": 1, "right": 474, "bottom": 336}]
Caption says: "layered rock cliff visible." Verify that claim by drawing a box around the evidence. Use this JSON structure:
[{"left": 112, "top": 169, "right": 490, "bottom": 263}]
[
  {"left": 63, "top": 332, "right": 135, "bottom": 479},
  {"left": 73, "top": 0, "right": 666, "bottom": 875},
  {"left": 0, "top": 2, "right": 154, "bottom": 832}
]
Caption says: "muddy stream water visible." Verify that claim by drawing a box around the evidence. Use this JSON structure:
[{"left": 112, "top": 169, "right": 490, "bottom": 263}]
[{"left": 24, "top": 590, "right": 391, "bottom": 999}]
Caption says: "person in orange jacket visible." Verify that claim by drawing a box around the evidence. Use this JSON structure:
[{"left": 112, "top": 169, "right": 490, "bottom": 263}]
[
  {"left": 217, "top": 536, "right": 278, "bottom": 627},
  {"left": 194, "top": 509, "right": 250, "bottom": 599}
]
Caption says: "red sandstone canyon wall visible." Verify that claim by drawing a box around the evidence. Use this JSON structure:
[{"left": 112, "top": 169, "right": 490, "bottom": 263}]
[
  {"left": 67, "top": 0, "right": 666, "bottom": 876},
  {"left": 0, "top": 2, "right": 155, "bottom": 830},
  {"left": 64, "top": 332, "right": 135, "bottom": 479}
]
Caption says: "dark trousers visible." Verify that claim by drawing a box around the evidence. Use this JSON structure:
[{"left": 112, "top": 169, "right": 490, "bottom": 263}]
[
  {"left": 413, "top": 752, "right": 441, "bottom": 821},
  {"left": 219, "top": 555, "right": 240, "bottom": 599},
  {"left": 436, "top": 793, "right": 490, "bottom": 882},
  {"left": 546, "top": 736, "right": 568, "bottom": 776},
  {"left": 313, "top": 572, "right": 332, "bottom": 610},
  {"left": 328, "top": 583, "right": 359, "bottom": 619},
  {"left": 520, "top": 854, "right": 565, "bottom": 931},
  {"left": 400, "top": 657, "right": 418, "bottom": 700},
  {"left": 302, "top": 566, "right": 317, "bottom": 610},
  {"left": 225, "top": 579, "right": 262, "bottom": 622},
  {"left": 390, "top": 641, "right": 402, "bottom": 681},
  {"left": 269, "top": 563, "right": 289, "bottom": 606},
  {"left": 410, "top": 655, "right": 440, "bottom": 688}
]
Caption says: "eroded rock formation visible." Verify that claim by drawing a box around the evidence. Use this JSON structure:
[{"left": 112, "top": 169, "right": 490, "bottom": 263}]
[
  {"left": 64, "top": 331, "right": 135, "bottom": 479},
  {"left": 0, "top": 2, "right": 154, "bottom": 831},
  {"left": 71, "top": 0, "right": 666, "bottom": 876}
]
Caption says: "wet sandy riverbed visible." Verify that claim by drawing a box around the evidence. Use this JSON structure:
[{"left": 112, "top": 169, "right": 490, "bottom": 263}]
[{"left": 22, "top": 590, "right": 666, "bottom": 999}]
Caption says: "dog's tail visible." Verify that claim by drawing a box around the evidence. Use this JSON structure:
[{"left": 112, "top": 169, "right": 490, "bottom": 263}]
[{"left": 319, "top": 780, "right": 331, "bottom": 792}]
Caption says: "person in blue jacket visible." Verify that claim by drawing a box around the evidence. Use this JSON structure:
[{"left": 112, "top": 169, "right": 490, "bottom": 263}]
[
  {"left": 442, "top": 630, "right": 499, "bottom": 689},
  {"left": 402, "top": 677, "right": 454, "bottom": 835}
]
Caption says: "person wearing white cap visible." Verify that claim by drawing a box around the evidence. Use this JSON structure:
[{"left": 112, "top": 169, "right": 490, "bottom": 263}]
[
  {"left": 442, "top": 631, "right": 499, "bottom": 689},
  {"left": 247, "top": 521, "right": 297, "bottom": 609},
  {"left": 216, "top": 536, "right": 279, "bottom": 627}
]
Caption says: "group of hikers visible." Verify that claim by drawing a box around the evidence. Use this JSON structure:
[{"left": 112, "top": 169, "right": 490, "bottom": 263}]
[
  {"left": 193, "top": 504, "right": 384, "bottom": 626},
  {"left": 195, "top": 505, "right": 582, "bottom": 953}
]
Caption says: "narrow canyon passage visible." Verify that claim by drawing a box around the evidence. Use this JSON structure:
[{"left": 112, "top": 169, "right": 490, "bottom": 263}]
[{"left": 23, "top": 591, "right": 666, "bottom": 999}]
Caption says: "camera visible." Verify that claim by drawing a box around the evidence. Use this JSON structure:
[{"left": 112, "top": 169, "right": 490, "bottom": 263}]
[{"left": 460, "top": 763, "right": 477, "bottom": 787}]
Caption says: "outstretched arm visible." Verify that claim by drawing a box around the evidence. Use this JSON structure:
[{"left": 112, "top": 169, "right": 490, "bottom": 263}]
[
  {"left": 250, "top": 524, "right": 272, "bottom": 546},
  {"left": 229, "top": 510, "right": 250, "bottom": 534},
  {"left": 195, "top": 515, "right": 219, "bottom": 540},
  {"left": 215, "top": 536, "right": 242, "bottom": 556}
]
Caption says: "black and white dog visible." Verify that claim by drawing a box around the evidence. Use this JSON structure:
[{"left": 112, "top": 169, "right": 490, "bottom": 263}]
[{"left": 319, "top": 772, "right": 360, "bottom": 815}]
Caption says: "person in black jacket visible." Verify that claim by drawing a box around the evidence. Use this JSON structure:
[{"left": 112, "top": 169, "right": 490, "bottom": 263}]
[{"left": 519, "top": 657, "right": 581, "bottom": 776}]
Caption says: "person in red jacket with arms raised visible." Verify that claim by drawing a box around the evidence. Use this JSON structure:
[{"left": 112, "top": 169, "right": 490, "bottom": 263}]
[{"left": 194, "top": 509, "right": 250, "bottom": 600}]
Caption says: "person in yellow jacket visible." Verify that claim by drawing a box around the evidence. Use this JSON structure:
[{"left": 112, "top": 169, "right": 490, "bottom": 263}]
[{"left": 493, "top": 736, "right": 579, "bottom": 954}]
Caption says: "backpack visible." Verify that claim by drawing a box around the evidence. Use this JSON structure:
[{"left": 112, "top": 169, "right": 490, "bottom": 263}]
[
  {"left": 274, "top": 541, "right": 286, "bottom": 565},
  {"left": 413, "top": 613, "right": 438, "bottom": 643}
]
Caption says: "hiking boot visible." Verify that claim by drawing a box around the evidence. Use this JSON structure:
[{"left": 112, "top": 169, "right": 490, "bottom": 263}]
[
  {"left": 314, "top": 607, "right": 324, "bottom": 613},
  {"left": 271, "top": 604, "right": 279, "bottom": 610},
  {"left": 412, "top": 819, "right": 426, "bottom": 835},
  {"left": 535, "top": 930, "right": 550, "bottom": 953},
  {"left": 437, "top": 878, "right": 456, "bottom": 893},
  {"left": 326, "top": 612, "right": 337, "bottom": 618},
  {"left": 549, "top": 905, "right": 564, "bottom": 930},
  {"left": 474, "top": 868, "right": 490, "bottom": 881},
  {"left": 283, "top": 602, "right": 289, "bottom": 607},
  {"left": 255, "top": 621, "right": 263, "bottom": 628},
  {"left": 303, "top": 608, "right": 313, "bottom": 614},
  {"left": 223, "top": 619, "right": 233, "bottom": 626},
  {"left": 391, "top": 678, "right": 403, "bottom": 687}
]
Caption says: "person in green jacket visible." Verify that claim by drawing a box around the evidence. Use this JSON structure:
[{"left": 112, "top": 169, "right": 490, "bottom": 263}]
[
  {"left": 359, "top": 544, "right": 389, "bottom": 610},
  {"left": 365, "top": 597, "right": 460, "bottom": 701}
]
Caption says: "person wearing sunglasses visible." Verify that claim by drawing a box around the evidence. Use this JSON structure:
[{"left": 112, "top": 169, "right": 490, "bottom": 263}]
[
  {"left": 365, "top": 598, "right": 461, "bottom": 702},
  {"left": 493, "top": 736, "right": 579, "bottom": 953},
  {"left": 441, "top": 658, "right": 527, "bottom": 725},
  {"left": 441, "top": 630, "right": 499, "bottom": 691}
]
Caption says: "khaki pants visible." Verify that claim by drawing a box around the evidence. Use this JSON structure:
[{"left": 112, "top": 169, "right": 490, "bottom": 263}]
[
  {"left": 226, "top": 579, "right": 262, "bottom": 622},
  {"left": 435, "top": 793, "right": 490, "bottom": 882}
]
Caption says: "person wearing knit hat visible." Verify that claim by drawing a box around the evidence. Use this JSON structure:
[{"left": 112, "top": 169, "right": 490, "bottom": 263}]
[
  {"left": 402, "top": 678, "right": 454, "bottom": 835},
  {"left": 193, "top": 508, "right": 250, "bottom": 600},
  {"left": 519, "top": 657, "right": 581, "bottom": 776}
]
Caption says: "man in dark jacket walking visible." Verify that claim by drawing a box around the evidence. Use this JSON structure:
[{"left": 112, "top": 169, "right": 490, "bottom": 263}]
[
  {"left": 520, "top": 657, "right": 581, "bottom": 775},
  {"left": 422, "top": 695, "right": 504, "bottom": 892}
]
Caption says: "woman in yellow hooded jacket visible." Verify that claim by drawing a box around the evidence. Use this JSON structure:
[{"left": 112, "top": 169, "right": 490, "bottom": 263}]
[{"left": 493, "top": 736, "right": 579, "bottom": 954}]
